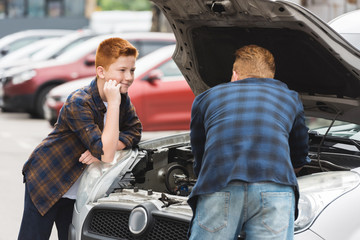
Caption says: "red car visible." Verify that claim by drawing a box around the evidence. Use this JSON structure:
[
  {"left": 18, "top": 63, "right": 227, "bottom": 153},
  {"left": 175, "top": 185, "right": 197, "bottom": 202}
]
[
  {"left": 44, "top": 45, "right": 195, "bottom": 131},
  {"left": 1, "top": 32, "right": 176, "bottom": 118}
]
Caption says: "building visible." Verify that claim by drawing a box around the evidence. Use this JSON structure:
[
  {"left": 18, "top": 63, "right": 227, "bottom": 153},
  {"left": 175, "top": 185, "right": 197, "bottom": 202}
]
[{"left": 0, "top": 0, "right": 95, "bottom": 38}]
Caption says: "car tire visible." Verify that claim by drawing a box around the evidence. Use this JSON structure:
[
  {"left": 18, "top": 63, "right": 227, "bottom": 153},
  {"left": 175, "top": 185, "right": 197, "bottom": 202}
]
[{"left": 31, "top": 85, "right": 58, "bottom": 119}]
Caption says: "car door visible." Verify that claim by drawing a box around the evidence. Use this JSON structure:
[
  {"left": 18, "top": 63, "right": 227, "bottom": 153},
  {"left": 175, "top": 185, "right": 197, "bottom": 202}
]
[{"left": 139, "top": 58, "right": 194, "bottom": 131}]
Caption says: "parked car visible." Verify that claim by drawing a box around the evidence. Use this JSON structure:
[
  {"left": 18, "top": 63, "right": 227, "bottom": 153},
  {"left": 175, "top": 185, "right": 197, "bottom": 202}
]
[
  {"left": 0, "top": 38, "right": 58, "bottom": 69},
  {"left": 0, "top": 29, "right": 73, "bottom": 58},
  {"left": 0, "top": 32, "right": 176, "bottom": 118},
  {"left": 44, "top": 45, "right": 194, "bottom": 131},
  {"left": 68, "top": 1, "right": 360, "bottom": 240},
  {"left": 328, "top": 8, "right": 360, "bottom": 50},
  {"left": 0, "top": 29, "right": 97, "bottom": 73}
]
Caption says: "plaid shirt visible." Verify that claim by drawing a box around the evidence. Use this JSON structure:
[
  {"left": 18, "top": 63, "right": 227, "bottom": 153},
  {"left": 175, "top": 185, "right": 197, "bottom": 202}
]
[
  {"left": 188, "top": 78, "right": 310, "bottom": 212},
  {"left": 22, "top": 78, "right": 142, "bottom": 216}
]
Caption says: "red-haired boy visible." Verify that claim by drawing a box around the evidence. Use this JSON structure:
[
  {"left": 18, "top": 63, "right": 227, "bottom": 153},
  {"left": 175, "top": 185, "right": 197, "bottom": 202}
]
[{"left": 18, "top": 37, "right": 142, "bottom": 240}]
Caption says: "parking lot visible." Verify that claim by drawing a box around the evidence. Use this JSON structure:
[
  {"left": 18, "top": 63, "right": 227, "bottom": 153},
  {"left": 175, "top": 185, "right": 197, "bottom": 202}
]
[{"left": 0, "top": 111, "right": 184, "bottom": 240}]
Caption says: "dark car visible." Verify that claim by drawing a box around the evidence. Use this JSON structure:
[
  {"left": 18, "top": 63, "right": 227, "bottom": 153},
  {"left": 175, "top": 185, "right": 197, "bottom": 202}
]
[
  {"left": 68, "top": 1, "right": 360, "bottom": 240},
  {"left": 0, "top": 32, "right": 176, "bottom": 118}
]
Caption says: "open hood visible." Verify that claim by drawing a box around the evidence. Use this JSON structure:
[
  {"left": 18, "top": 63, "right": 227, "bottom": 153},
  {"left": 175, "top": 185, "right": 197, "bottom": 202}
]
[{"left": 151, "top": 0, "right": 360, "bottom": 124}]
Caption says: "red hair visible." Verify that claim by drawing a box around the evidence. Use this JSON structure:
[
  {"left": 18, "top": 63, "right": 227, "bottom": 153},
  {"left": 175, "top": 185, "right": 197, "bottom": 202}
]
[{"left": 95, "top": 37, "right": 139, "bottom": 70}]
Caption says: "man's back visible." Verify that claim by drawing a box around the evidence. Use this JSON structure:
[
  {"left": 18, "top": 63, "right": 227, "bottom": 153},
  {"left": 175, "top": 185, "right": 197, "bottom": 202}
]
[{"left": 190, "top": 77, "right": 307, "bottom": 196}]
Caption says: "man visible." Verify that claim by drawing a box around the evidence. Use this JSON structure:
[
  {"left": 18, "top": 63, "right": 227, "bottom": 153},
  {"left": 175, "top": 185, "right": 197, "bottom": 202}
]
[
  {"left": 188, "top": 44, "right": 310, "bottom": 240},
  {"left": 18, "top": 37, "right": 142, "bottom": 240}
]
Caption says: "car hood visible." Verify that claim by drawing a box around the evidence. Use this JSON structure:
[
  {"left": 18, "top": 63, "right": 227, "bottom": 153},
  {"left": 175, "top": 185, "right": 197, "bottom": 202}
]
[{"left": 151, "top": 0, "right": 360, "bottom": 124}]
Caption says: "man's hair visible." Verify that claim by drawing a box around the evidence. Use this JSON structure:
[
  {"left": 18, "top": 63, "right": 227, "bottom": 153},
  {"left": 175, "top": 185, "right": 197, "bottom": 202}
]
[
  {"left": 95, "top": 37, "right": 139, "bottom": 70},
  {"left": 233, "top": 44, "right": 275, "bottom": 79}
]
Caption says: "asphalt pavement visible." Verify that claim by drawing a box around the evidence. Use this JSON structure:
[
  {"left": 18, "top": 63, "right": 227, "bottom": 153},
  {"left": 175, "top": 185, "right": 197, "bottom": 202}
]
[{"left": 0, "top": 111, "right": 184, "bottom": 240}]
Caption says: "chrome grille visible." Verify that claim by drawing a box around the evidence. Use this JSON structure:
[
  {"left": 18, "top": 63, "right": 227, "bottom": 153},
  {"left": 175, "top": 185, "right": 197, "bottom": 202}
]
[{"left": 86, "top": 209, "right": 189, "bottom": 240}]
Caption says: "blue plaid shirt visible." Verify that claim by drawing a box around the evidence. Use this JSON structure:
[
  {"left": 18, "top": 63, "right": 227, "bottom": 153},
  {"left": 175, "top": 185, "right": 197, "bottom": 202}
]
[
  {"left": 22, "top": 78, "right": 142, "bottom": 216},
  {"left": 188, "top": 78, "right": 310, "bottom": 214}
]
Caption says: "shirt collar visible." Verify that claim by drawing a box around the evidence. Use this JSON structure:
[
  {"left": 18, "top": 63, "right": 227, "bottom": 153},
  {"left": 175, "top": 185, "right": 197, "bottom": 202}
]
[
  {"left": 89, "top": 78, "right": 106, "bottom": 112},
  {"left": 234, "top": 77, "right": 289, "bottom": 89}
]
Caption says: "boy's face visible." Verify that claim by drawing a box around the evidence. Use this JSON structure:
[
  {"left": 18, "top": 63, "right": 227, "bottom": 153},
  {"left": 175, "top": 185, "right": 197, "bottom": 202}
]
[{"left": 100, "top": 55, "right": 136, "bottom": 94}]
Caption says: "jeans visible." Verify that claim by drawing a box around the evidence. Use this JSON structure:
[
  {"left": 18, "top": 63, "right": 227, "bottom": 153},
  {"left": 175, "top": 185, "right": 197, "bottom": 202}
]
[
  {"left": 18, "top": 183, "right": 75, "bottom": 240},
  {"left": 189, "top": 181, "right": 295, "bottom": 240}
]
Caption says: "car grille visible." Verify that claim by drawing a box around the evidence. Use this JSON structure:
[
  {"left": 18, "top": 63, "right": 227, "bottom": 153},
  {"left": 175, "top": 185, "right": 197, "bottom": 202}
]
[{"left": 86, "top": 209, "right": 189, "bottom": 240}]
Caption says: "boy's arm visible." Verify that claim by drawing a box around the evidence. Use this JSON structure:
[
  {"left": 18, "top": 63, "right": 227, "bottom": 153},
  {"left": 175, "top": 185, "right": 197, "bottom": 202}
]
[
  {"left": 101, "top": 80, "right": 121, "bottom": 162},
  {"left": 117, "top": 95, "right": 142, "bottom": 149}
]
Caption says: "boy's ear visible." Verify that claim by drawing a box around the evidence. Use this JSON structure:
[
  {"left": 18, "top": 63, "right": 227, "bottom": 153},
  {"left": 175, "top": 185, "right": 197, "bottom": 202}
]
[{"left": 96, "top": 66, "right": 105, "bottom": 79}]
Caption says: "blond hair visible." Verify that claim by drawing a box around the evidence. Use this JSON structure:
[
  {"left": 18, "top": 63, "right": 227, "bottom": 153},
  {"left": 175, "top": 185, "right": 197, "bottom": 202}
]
[{"left": 233, "top": 44, "right": 275, "bottom": 79}]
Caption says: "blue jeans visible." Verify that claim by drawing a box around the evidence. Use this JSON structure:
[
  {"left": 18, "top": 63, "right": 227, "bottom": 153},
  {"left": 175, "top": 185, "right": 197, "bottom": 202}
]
[
  {"left": 189, "top": 181, "right": 295, "bottom": 240},
  {"left": 18, "top": 183, "right": 75, "bottom": 240}
]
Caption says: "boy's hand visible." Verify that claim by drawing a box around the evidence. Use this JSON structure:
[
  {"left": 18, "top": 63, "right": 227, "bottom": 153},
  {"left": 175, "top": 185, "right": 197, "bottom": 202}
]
[
  {"left": 103, "top": 79, "right": 121, "bottom": 105},
  {"left": 79, "top": 150, "right": 100, "bottom": 165}
]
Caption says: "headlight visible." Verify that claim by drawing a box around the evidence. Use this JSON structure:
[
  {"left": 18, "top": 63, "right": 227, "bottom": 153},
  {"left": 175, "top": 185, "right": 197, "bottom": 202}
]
[
  {"left": 295, "top": 171, "right": 360, "bottom": 233},
  {"left": 12, "top": 70, "right": 36, "bottom": 85},
  {"left": 75, "top": 149, "right": 138, "bottom": 211}
]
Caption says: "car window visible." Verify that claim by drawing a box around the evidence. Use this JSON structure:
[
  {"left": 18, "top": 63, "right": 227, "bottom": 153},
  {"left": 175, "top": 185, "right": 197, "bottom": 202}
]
[
  {"left": 7, "top": 37, "right": 42, "bottom": 52},
  {"left": 306, "top": 117, "right": 360, "bottom": 140},
  {"left": 135, "top": 41, "right": 174, "bottom": 58},
  {"left": 157, "top": 59, "right": 183, "bottom": 78},
  {"left": 49, "top": 35, "right": 94, "bottom": 59}
]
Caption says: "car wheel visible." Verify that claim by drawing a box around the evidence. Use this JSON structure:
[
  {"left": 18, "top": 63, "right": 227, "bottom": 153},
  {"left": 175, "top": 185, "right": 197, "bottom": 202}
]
[{"left": 31, "top": 85, "right": 58, "bottom": 119}]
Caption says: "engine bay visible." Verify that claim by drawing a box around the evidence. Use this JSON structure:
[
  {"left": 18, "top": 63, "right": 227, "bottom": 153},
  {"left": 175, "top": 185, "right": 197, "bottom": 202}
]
[{"left": 109, "top": 132, "right": 360, "bottom": 198}]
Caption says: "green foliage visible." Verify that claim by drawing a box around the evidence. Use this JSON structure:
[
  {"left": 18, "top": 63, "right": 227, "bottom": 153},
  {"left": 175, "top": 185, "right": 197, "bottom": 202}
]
[{"left": 98, "top": 0, "right": 152, "bottom": 11}]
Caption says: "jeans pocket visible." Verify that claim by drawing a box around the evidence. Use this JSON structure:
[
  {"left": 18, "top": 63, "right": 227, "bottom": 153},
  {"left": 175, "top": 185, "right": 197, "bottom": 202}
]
[
  {"left": 261, "top": 191, "right": 292, "bottom": 234},
  {"left": 197, "top": 192, "right": 230, "bottom": 232}
]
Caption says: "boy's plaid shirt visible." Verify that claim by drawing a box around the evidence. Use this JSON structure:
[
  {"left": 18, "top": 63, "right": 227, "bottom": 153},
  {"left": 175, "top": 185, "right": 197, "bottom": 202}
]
[{"left": 22, "top": 78, "right": 142, "bottom": 216}]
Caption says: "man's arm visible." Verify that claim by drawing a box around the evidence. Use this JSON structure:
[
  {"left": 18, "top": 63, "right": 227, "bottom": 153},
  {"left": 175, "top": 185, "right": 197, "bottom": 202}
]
[
  {"left": 289, "top": 110, "right": 311, "bottom": 169},
  {"left": 190, "top": 98, "right": 206, "bottom": 177}
]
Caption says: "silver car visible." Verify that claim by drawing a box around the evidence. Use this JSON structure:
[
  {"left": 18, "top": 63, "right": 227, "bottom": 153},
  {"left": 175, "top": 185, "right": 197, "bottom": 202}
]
[{"left": 69, "top": 0, "right": 360, "bottom": 239}]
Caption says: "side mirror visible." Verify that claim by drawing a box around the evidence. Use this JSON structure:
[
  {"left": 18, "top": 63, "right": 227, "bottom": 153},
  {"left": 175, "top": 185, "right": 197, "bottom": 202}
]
[
  {"left": 84, "top": 54, "right": 96, "bottom": 66},
  {"left": 145, "top": 69, "right": 163, "bottom": 85}
]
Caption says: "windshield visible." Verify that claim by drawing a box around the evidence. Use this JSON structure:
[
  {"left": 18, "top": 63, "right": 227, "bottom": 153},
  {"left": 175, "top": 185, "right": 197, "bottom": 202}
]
[
  {"left": 307, "top": 117, "right": 360, "bottom": 141},
  {"left": 31, "top": 35, "right": 93, "bottom": 61}
]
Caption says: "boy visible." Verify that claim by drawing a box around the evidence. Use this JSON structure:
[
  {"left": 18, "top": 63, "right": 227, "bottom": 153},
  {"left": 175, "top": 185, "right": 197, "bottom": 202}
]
[{"left": 18, "top": 37, "right": 142, "bottom": 240}]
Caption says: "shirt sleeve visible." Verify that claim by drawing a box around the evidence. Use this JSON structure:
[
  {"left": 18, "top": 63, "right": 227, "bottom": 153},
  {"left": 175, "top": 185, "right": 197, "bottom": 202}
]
[
  {"left": 64, "top": 99, "right": 104, "bottom": 159},
  {"left": 118, "top": 94, "right": 142, "bottom": 148},
  {"left": 190, "top": 96, "right": 206, "bottom": 177},
  {"left": 289, "top": 106, "right": 311, "bottom": 168}
]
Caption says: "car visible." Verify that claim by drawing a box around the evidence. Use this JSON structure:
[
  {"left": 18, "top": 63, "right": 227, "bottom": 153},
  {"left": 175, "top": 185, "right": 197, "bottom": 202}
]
[
  {"left": 328, "top": 9, "right": 360, "bottom": 50},
  {"left": 0, "top": 32, "right": 176, "bottom": 118},
  {"left": 0, "top": 29, "right": 73, "bottom": 58},
  {"left": 44, "top": 45, "right": 194, "bottom": 131},
  {"left": 0, "top": 38, "right": 59, "bottom": 69},
  {"left": 0, "top": 29, "right": 98, "bottom": 73},
  {"left": 67, "top": 1, "right": 360, "bottom": 240}
]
